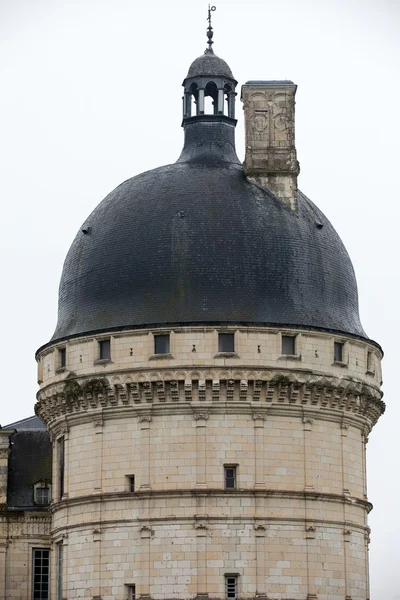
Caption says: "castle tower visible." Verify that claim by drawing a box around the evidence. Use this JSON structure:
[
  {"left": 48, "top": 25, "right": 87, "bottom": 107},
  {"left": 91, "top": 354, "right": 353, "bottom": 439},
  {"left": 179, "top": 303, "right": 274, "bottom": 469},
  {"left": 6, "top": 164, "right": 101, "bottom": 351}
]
[{"left": 35, "top": 22, "right": 383, "bottom": 600}]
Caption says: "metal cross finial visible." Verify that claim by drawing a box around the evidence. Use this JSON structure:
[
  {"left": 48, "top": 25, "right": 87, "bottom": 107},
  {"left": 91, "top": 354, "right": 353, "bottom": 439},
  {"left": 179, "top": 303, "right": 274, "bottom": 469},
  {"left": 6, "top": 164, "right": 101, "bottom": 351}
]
[{"left": 205, "top": 5, "right": 216, "bottom": 54}]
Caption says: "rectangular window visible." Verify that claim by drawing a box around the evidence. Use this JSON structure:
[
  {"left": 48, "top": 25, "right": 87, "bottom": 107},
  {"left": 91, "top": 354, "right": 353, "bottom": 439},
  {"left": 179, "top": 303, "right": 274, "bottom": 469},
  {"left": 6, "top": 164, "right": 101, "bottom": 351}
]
[
  {"left": 36, "top": 487, "right": 50, "bottom": 505},
  {"left": 224, "top": 466, "right": 237, "bottom": 490},
  {"left": 225, "top": 576, "right": 238, "bottom": 600},
  {"left": 367, "top": 351, "right": 374, "bottom": 373},
  {"left": 57, "top": 438, "right": 65, "bottom": 501},
  {"left": 218, "top": 333, "right": 235, "bottom": 353},
  {"left": 128, "top": 475, "right": 135, "bottom": 493},
  {"left": 334, "top": 341, "right": 343, "bottom": 362},
  {"left": 57, "top": 543, "right": 63, "bottom": 600},
  {"left": 32, "top": 548, "right": 50, "bottom": 600},
  {"left": 154, "top": 334, "right": 170, "bottom": 354},
  {"left": 128, "top": 585, "right": 136, "bottom": 600},
  {"left": 58, "top": 347, "right": 66, "bottom": 368},
  {"left": 281, "top": 335, "right": 295, "bottom": 355},
  {"left": 99, "top": 339, "right": 111, "bottom": 360}
]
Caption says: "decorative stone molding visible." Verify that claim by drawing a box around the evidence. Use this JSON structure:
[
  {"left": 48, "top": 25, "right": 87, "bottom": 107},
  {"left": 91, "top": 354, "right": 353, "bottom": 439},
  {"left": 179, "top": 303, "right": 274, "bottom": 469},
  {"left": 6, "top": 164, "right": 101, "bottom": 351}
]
[
  {"left": 35, "top": 370, "right": 385, "bottom": 431},
  {"left": 254, "top": 523, "right": 267, "bottom": 537},
  {"left": 138, "top": 415, "right": 152, "bottom": 423},
  {"left": 303, "top": 416, "right": 314, "bottom": 431},
  {"left": 140, "top": 525, "right": 153, "bottom": 539},
  {"left": 193, "top": 413, "right": 209, "bottom": 421},
  {"left": 306, "top": 524, "right": 316, "bottom": 539}
]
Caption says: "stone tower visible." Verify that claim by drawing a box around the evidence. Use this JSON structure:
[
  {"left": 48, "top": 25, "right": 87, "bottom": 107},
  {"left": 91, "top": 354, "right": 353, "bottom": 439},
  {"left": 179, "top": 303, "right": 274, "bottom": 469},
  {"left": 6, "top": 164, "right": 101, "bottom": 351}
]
[{"left": 35, "top": 27, "right": 384, "bottom": 600}]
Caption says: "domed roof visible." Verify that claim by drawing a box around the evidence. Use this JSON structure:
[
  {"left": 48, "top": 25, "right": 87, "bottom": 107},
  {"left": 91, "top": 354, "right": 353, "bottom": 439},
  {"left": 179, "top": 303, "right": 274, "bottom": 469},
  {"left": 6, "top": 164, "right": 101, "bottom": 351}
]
[
  {"left": 186, "top": 51, "right": 234, "bottom": 79},
  {"left": 49, "top": 118, "right": 367, "bottom": 343}
]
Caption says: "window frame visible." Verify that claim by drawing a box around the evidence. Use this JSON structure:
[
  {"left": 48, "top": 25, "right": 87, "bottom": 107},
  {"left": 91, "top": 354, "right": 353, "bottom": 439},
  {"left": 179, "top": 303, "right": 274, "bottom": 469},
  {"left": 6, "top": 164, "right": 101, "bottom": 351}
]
[
  {"left": 127, "top": 475, "right": 135, "bottom": 493},
  {"left": 225, "top": 574, "right": 238, "bottom": 600},
  {"left": 33, "top": 480, "right": 51, "bottom": 506},
  {"left": 127, "top": 584, "right": 136, "bottom": 600},
  {"left": 57, "top": 438, "right": 65, "bottom": 501},
  {"left": 334, "top": 341, "right": 344, "bottom": 363},
  {"left": 154, "top": 334, "right": 170, "bottom": 355},
  {"left": 224, "top": 465, "right": 237, "bottom": 490},
  {"left": 58, "top": 347, "right": 66, "bottom": 369},
  {"left": 32, "top": 548, "right": 50, "bottom": 600},
  {"left": 366, "top": 350, "right": 375, "bottom": 374},
  {"left": 281, "top": 334, "right": 296, "bottom": 356},
  {"left": 56, "top": 542, "right": 63, "bottom": 600},
  {"left": 218, "top": 333, "right": 235, "bottom": 353},
  {"left": 99, "top": 338, "right": 111, "bottom": 361}
]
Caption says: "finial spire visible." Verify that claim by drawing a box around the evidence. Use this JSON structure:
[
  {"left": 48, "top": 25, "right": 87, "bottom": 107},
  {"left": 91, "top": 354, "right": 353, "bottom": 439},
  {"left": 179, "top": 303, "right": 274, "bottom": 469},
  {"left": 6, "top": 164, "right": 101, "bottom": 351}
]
[{"left": 205, "top": 5, "right": 216, "bottom": 54}]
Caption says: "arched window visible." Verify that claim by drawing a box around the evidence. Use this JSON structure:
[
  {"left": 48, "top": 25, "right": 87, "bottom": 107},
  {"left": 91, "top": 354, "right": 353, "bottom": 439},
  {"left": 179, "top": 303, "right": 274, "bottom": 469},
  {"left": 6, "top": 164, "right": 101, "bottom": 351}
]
[
  {"left": 204, "top": 81, "right": 218, "bottom": 115},
  {"left": 189, "top": 83, "right": 199, "bottom": 116}
]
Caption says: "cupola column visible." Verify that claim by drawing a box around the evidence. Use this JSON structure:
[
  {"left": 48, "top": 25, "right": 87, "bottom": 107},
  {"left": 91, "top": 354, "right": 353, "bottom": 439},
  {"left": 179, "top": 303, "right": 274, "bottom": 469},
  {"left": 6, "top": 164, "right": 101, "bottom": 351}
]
[
  {"left": 183, "top": 92, "right": 192, "bottom": 118},
  {"left": 217, "top": 88, "right": 224, "bottom": 114},
  {"left": 198, "top": 88, "right": 205, "bottom": 114}
]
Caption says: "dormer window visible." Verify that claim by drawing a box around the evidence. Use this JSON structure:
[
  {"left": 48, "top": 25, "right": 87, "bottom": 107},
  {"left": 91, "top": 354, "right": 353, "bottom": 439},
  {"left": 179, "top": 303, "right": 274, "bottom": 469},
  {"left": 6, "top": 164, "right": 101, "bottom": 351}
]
[{"left": 33, "top": 480, "right": 51, "bottom": 506}]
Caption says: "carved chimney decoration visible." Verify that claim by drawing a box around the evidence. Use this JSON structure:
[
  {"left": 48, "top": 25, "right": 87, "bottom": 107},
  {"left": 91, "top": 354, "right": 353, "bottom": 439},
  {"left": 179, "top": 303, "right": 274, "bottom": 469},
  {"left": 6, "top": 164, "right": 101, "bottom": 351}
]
[{"left": 241, "top": 81, "right": 300, "bottom": 210}]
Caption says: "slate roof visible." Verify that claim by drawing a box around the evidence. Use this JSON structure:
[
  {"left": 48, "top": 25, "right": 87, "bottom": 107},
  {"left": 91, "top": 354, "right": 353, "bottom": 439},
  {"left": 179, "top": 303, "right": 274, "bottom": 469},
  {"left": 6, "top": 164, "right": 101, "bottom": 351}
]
[
  {"left": 186, "top": 51, "right": 234, "bottom": 79},
  {"left": 3, "top": 415, "right": 47, "bottom": 430},
  {"left": 44, "top": 112, "right": 368, "bottom": 347},
  {"left": 7, "top": 429, "right": 52, "bottom": 509}
]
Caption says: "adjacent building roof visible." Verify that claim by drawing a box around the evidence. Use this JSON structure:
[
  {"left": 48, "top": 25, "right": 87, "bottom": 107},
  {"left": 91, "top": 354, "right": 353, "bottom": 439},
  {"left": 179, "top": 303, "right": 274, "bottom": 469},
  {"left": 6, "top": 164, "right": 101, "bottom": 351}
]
[{"left": 7, "top": 429, "right": 52, "bottom": 509}]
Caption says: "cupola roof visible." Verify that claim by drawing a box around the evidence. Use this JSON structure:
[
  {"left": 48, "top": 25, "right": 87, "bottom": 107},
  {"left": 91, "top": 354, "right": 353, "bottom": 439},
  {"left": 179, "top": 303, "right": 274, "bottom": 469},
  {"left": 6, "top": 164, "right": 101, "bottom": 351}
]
[{"left": 186, "top": 51, "right": 234, "bottom": 79}]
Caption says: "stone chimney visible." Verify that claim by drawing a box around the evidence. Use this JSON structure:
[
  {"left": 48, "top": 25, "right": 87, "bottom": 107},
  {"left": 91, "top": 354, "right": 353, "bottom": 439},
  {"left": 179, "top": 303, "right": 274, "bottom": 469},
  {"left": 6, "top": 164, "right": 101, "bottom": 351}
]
[
  {"left": 241, "top": 81, "right": 300, "bottom": 210},
  {"left": 0, "top": 430, "right": 13, "bottom": 504}
]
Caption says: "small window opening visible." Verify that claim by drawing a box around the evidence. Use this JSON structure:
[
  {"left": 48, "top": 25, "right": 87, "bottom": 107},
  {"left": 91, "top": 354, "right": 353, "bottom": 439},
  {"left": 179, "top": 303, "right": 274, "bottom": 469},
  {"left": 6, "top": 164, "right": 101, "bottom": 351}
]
[
  {"left": 57, "top": 438, "right": 65, "bottom": 501},
  {"left": 58, "top": 347, "right": 66, "bottom": 369},
  {"left": 282, "top": 335, "right": 295, "bottom": 355},
  {"left": 225, "top": 576, "right": 238, "bottom": 600},
  {"left": 35, "top": 483, "right": 50, "bottom": 506},
  {"left": 154, "top": 334, "right": 170, "bottom": 355},
  {"left": 32, "top": 548, "right": 50, "bottom": 600},
  {"left": 367, "top": 351, "right": 374, "bottom": 373},
  {"left": 205, "top": 81, "right": 218, "bottom": 115},
  {"left": 224, "top": 466, "right": 237, "bottom": 490},
  {"left": 99, "top": 339, "right": 111, "bottom": 360},
  {"left": 57, "top": 542, "right": 63, "bottom": 600},
  {"left": 128, "top": 585, "right": 136, "bottom": 600},
  {"left": 127, "top": 476, "right": 135, "bottom": 493},
  {"left": 334, "top": 342, "right": 344, "bottom": 362},
  {"left": 219, "top": 333, "right": 235, "bottom": 353}
]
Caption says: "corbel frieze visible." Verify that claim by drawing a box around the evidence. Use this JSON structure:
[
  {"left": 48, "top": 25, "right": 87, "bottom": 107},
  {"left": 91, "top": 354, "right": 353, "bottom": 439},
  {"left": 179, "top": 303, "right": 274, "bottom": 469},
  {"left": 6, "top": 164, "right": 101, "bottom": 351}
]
[{"left": 35, "top": 370, "right": 385, "bottom": 430}]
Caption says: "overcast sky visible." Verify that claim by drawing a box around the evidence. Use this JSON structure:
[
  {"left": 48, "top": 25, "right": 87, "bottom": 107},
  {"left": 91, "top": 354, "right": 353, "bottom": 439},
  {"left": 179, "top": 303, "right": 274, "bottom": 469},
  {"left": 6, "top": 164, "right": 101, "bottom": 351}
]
[{"left": 1, "top": 0, "right": 399, "bottom": 597}]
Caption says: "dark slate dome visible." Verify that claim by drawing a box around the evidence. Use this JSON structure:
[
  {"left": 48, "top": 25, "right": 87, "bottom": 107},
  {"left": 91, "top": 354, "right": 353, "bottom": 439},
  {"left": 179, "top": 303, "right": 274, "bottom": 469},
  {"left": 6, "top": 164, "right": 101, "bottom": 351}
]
[
  {"left": 186, "top": 51, "right": 234, "bottom": 79},
  {"left": 46, "top": 45, "right": 368, "bottom": 346},
  {"left": 49, "top": 113, "right": 367, "bottom": 343}
]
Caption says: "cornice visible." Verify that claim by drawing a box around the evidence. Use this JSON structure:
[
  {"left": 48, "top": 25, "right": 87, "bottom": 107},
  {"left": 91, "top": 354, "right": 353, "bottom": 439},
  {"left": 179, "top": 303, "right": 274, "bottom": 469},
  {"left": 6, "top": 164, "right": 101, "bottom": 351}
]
[
  {"left": 50, "top": 514, "right": 370, "bottom": 540},
  {"left": 48, "top": 487, "right": 372, "bottom": 513},
  {"left": 35, "top": 369, "right": 384, "bottom": 432}
]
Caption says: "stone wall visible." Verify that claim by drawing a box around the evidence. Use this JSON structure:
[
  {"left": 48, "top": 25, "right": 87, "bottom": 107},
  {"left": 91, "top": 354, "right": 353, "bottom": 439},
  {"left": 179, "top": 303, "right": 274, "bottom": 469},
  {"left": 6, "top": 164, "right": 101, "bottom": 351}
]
[{"left": 36, "top": 326, "right": 383, "bottom": 600}]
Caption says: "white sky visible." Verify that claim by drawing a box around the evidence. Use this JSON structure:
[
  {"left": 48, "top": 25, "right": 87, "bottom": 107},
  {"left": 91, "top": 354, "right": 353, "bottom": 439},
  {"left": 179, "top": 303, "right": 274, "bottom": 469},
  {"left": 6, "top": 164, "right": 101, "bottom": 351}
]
[{"left": 1, "top": 0, "right": 399, "bottom": 597}]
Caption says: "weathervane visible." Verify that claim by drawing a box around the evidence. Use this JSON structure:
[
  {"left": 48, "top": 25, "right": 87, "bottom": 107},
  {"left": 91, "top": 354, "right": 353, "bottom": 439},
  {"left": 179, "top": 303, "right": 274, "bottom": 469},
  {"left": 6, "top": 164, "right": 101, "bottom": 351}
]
[{"left": 205, "top": 4, "right": 216, "bottom": 54}]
